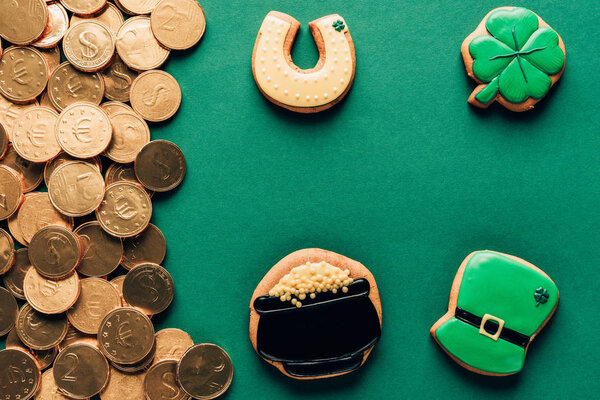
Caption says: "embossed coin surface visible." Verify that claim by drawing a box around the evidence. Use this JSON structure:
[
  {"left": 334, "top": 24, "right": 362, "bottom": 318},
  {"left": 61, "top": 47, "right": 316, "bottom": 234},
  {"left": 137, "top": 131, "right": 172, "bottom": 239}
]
[
  {"left": 75, "top": 221, "right": 123, "bottom": 277},
  {"left": 154, "top": 328, "right": 194, "bottom": 363},
  {"left": 37, "top": 369, "right": 73, "bottom": 400},
  {"left": 123, "top": 263, "right": 174, "bottom": 315},
  {"left": 56, "top": 102, "right": 112, "bottom": 158},
  {"left": 71, "top": 3, "right": 124, "bottom": 37},
  {"left": 6, "top": 328, "right": 58, "bottom": 370},
  {"left": 0, "top": 348, "right": 41, "bottom": 400},
  {"left": 48, "top": 161, "right": 105, "bottom": 217},
  {"left": 0, "top": 95, "right": 38, "bottom": 138},
  {"left": 130, "top": 70, "right": 181, "bottom": 122},
  {"left": 44, "top": 152, "right": 102, "bottom": 186},
  {"left": 0, "top": 287, "right": 18, "bottom": 336},
  {"left": 101, "top": 100, "right": 134, "bottom": 116},
  {"left": 0, "top": 165, "right": 23, "bottom": 220},
  {"left": 29, "top": 225, "right": 81, "bottom": 279},
  {"left": 0, "top": 46, "right": 49, "bottom": 102},
  {"left": 3, "top": 249, "right": 31, "bottom": 299},
  {"left": 102, "top": 55, "right": 138, "bottom": 102},
  {"left": 96, "top": 181, "right": 152, "bottom": 237},
  {"left": 0, "top": 227, "right": 15, "bottom": 274},
  {"left": 17, "top": 192, "right": 74, "bottom": 244},
  {"left": 0, "top": 0, "right": 48, "bottom": 45},
  {"left": 11, "top": 106, "right": 61, "bottom": 162},
  {"left": 151, "top": 0, "right": 206, "bottom": 50},
  {"left": 116, "top": 17, "right": 170, "bottom": 71},
  {"left": 58, "top": 326, "right": 98, "bottom": 352},
  {"left": 0, "top": 147, "right": 43, "bottom": 192},
  {"left": 60, "top": 0, "right": 107, "bottom": 15},
  {"left": 177, "top": 344, "right": 234, "bottom": 400},
  {"left": 109, "top": 275, "right": 128, "bottom": 307},
  {"left": 118, "top": 0, "right": 161, "bottom": 16},
  {"left": 63, "top": 21, "right": 115, "bottom": 72},
  {"left": 135, "top": 140, "right": 186, "bottom": 192},
  {"left": 54, "top": 342, "right": 110, "bottom": 399},
  {"left": 145, "top": 360, "right": 191, "bottom": 400},
  {"left": 100, "top": 367, "right": 145, "bottom": 400},
  {"left": 32, "top": 3, "right": 69, "bottom": 49},
  {"left": 105, "top": 162, "right": 147, "bottom": 190},
  {"left": 23, "top": 267, "right": 80, "bottom": 314},
  {"left": 48, "top": 62, "right": 104, "bottom": 111},
  {"left": 67, "top": 277, "right": 121, "bottom": 334},
  {"left": 111, "top": 341, "right": 156, "bottom": 373},
  {"left": 39, "top": 46, "right": 61, "bottom": 75},
  {"left": 122, "top": 223, "right": 166, "bottom": 270},
  {"left": 0, "top": 122, "right": 9, "bottom": 158},
  {"left": 16, "top": 303, "right": 69, "bottom": 350},
  {"left": 105, "top": 111, "right": 150, "bottom": 163},
  {"left": 98, "top": 307, "right": 155, "bottom": 364}
]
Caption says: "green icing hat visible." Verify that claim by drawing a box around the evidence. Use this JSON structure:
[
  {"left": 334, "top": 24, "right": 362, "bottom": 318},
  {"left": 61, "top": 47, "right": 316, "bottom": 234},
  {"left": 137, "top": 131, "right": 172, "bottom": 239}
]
[{"left": 431, "top": 251, "right": 559, "bottom": 375}]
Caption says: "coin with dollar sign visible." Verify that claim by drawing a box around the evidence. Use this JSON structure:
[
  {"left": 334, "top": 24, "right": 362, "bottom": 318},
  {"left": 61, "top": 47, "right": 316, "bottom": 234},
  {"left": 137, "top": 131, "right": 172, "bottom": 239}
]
[
  {"left": 63, "top": 21, "right": 115, "bottom": 72},
  {"left": 102, "top": 55, "right": 138, "bottom": 102}
]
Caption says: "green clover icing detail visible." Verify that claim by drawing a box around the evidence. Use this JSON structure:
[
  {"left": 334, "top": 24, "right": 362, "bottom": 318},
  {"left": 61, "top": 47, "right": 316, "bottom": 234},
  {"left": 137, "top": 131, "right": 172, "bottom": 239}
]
[
  {"left": 469, "top": 8, "right": 564, "bottom": 105},
  {"left": 534, "top": 287, "right": 550, "bottom": 307},
  {"left": 332, "top": 20, "right": 345, "bottom": 32}
]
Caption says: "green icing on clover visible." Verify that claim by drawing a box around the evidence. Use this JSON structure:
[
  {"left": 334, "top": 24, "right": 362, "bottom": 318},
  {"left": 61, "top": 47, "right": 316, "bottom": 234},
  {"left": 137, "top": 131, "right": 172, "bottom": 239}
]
[
  {"left": 469, "top": 8, "right": 564, "bottom": 105},
  {"left": 332, "top": 20, "right": 345, "bottom": 32}
]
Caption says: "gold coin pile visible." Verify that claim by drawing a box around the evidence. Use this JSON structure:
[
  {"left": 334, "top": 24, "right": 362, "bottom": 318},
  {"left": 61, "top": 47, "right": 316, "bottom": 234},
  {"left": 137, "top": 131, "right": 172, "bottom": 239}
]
[{"left": 0, "top": 2, "right": 233, "bottom": 400}]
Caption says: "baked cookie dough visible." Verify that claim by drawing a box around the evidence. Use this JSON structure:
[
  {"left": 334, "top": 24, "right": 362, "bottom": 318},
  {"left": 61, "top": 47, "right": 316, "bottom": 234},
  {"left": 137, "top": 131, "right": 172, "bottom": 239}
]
[
  {"left": 252, "top": 12, "right": 356, "bottom": 113},
  {"left": 462, "top": 7, "right": 566, "bottom": 112},
  {"left": 249, "top": 248, "right": 382, "bottom": 379},
  {"left": 431, "top": 250, "right": 559, "bottom": 376}
]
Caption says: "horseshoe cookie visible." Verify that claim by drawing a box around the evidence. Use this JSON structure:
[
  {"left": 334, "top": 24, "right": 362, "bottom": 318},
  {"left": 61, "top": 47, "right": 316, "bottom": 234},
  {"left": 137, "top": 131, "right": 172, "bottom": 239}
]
[
  {"left": 249, "top": 248, "right": 382, "bottom": 380},
  {"left": 252, "top": 12, "right": 356, "bottom": 113}
]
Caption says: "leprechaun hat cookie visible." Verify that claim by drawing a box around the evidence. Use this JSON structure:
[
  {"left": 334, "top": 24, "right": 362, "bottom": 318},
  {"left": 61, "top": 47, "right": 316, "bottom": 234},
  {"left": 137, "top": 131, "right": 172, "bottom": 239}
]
[
  {"left": 431, "top": 251, "right": 559, "bottom": 376},
  {"left": 249, "top": 249, "right": 382, "bottom": 379},
  {"left": 251, "top": 12, "right": 356, "bottom": 113},
  {"left": 462, "top": 7, "right": 566, "bottom": 112}
]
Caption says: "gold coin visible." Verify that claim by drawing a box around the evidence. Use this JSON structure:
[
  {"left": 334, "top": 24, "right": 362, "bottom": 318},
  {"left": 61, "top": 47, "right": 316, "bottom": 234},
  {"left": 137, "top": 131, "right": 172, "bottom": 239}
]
[
  {"left": 3, "top": 249, "right": 31, "bottom": 299},
  {"left": 96, "top": 181, "right": 152, "bottom": 238},
  {"left": 0, "top": 227, "right": 15, "bottom": 274},
  {"left": 55, "top": 102, "right": 112, "bottom": 158},
  {"left": 48, "top": 62, "right": 104, "bottom": 112},
  {"left": 17, "top": 192, "right": 74, "bottom": 244},
  {"left": 0, "top": 95, "right": 39, "bottom": 139},
  {"left": 75, "top": 221, "right": 123, "bottom": 277},
  {"left": 144, "top": 360, "right": 191, "bottom": 400},
  {"left": 6, "top": 327, "right": 58, "bottom": 369},
  {"left": 177, "top": 344, "right": 234, "bottom": 400},
  {"left": 0, "top": 46, "right": 49, "bottom": 103},
  {"left": 29, "top": 225, "right": 81, "bottom": 279},
  {"left": 105, "top": 162, "right": 148, "bottom": 191},
  {"left": 99, "top": 367, "right": 145, "bottom": 400},
  {"left": 130, "top": 70, "right": 181, "bottom": 122},
  {"left": 110, "top": 340, "right": 155, "bottom": 373},
  {"left": 32, "top": 3, "right": 69, "bottom": 49},
  {"left": 123, "top": 263, "right": 174, "bottom": 315},
  {"left": 16, "top": 302, "right": 69, "bottom": 350},
  {"left": 67, "top": 277, "right": 121, "bottom": 334},
  {"left": 98, "top": 307, "right": 155, "bottom": 365},
  {"left": 63, "top": 21, "right": 115, "bottom": 72},
  {"left": 38, "top": 46, "right": 61, "bottom": 75},
  {"left": 0, "top": 0, "right": 48, "bottom": 45},
  {"left": 11, "top": 106, "right": 61, "bottom": 162},
  {"left": 0, "top": 348, "right": 41, "bottom": 400},
  {"left": 151, "top": 0, "right": 206, "bottom": 50},
  {"left": 0, "top": 122, "right": 9, "bottom": 158},
  {"left": 105, "top": 111, "right": 150, "bottom": 163},
  {"left": 54, "top": 342, "right": 110, "bottom": 399},
  {"left": 101, "top": 55, "right": 138, "bottom": 102},
  {"left": 154, "top": 328, "right": 194, "bottom": 364},
  {"left": 0, "top": 286, "right": 18, "bottom": 336},
  {"left": 0, "top": 165, "right": 24, "bottom": 220},
  {"left": 37, "top": 369, "right": 74, "bottom": 400},
  {"left": 134, "top": 140, "right": 186, "bottom": 192},
  {"left": 59, "top": 325, "right": 98, "bottom": 352},
  {"left": 118, "top": 0, "right": 161, "bottom": 15},
  {"left": 71, "top": 3, "right": 124, "bottom": 37},
  {"left": 109, "top": 275, "right": 129, "bottom": 307},
  {"left": 23, "top": 268, "right": 80, "bottom": 314},
  {"left": 44, "top": 152, "right": 102, "bottom": 186},
  {"left": 122, "top": 223, "right": 165, "bottom": 270},
  {"left": 0, "top": 147, "right": 44, "bottom": 192},
  {"left": 48, "top": 161, "right": 105, "bottom": 217},
  {"left": 116, "top": 16, "right": 170, "bottom": 71},
  {"left": 100, "top": 100, "right": 134, "bottom": 115},
  {"left": 39, "top": 90, "right": 58, "bottom": 111},
  {"left": 60, "top": 0, "right": 107, "bottom": 15}
]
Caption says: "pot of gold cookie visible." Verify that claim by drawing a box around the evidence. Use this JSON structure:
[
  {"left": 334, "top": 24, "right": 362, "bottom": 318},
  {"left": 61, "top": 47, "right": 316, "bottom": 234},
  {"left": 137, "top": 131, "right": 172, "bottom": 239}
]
[{"left": 249, "top": 248, "right": 382, "bottom": 379}]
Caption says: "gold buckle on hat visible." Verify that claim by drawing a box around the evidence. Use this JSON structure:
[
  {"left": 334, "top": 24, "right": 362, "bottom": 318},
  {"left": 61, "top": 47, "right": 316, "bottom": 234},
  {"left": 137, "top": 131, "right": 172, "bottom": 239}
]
[{"left": 479, "top": 314, "right": 505, "bottom": 341}]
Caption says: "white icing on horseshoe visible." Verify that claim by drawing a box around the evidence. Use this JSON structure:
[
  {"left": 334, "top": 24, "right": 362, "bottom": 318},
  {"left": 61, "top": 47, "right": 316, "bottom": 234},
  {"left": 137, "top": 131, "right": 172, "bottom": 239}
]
[{"left": 252, "top": 11, "right": 356, "bottom": 113}]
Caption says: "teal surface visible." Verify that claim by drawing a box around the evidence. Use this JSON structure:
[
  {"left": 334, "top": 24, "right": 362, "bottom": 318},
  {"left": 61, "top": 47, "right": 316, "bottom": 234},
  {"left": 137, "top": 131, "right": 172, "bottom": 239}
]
[{"left": 3, "top": 0, "right": 600, "bottom": 398}]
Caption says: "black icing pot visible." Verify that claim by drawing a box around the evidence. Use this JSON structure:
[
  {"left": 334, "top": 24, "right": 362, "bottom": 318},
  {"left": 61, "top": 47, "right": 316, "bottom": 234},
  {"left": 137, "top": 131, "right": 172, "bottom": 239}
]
[{"left": 253, "top": 278, "right": 381, "bottom": 378}]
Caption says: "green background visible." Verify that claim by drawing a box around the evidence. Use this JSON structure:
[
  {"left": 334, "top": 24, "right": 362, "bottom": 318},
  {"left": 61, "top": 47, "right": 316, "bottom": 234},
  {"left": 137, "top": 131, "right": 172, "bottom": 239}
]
[{"left": 4, "top": 0, "right": 600, "bottom": 398}]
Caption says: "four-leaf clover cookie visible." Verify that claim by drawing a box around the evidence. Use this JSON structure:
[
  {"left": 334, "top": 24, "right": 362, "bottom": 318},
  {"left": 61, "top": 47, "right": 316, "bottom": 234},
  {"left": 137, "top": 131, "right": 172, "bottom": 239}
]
[{"left": 462, "top": 7, "right": 566, "bottom": 112}]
